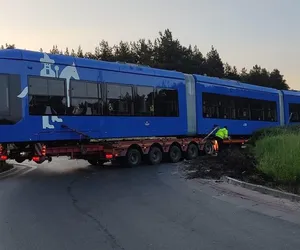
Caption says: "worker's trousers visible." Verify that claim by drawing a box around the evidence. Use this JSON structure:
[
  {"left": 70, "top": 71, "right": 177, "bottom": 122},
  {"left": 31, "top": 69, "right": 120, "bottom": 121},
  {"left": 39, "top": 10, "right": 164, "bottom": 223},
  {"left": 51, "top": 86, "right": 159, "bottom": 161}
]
[{"left": 214, "top": 136, "right": 224, "bottom": 152}]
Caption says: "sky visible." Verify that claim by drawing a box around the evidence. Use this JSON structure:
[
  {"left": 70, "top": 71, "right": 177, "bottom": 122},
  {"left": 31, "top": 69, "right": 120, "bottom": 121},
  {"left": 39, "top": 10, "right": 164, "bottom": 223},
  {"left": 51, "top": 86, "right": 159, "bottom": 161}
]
[{"left": 1, "top": 0, "right": 299, "bottom": 89}]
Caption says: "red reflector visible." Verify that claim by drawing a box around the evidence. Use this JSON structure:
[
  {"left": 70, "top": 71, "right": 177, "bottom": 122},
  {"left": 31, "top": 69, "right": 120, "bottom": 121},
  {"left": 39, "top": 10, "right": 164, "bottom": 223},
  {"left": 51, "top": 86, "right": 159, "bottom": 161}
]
[
  {"left": 42, "top": 145, "right": 46, "bottom": 156},
  {"left": 0, "top": 155, "right": 7, "bottom": 160},
  {"left": 32, "top": 156, "right": 40, "bottom": 162},
  {"left": 105, "top": 154, "right": 113, "bottom": 159}
]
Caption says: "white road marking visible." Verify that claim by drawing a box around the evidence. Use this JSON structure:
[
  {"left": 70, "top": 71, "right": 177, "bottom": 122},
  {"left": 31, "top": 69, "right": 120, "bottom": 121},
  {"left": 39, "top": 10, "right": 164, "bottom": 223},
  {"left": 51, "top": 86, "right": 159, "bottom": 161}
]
[
  {"left": 19, "top": 165, "right": 37, "bottom": 176},
  {"left": 5, "top": 160, "right": 38, "bottom": 177}
]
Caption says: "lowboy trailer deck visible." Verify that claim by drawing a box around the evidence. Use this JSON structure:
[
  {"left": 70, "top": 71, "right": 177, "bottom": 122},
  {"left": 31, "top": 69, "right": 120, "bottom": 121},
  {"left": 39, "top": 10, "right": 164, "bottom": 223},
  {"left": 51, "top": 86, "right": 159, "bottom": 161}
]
[{"left": 0, "top": 136, "right": 248, "bottom": 167}]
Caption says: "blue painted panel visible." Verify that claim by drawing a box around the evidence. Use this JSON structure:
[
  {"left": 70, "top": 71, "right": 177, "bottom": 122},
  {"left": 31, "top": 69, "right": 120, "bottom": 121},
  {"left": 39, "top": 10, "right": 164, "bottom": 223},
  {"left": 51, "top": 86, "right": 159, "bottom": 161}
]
[
  {"left": 0, "top": 49, "right": 184, "bottom": 79},
  {"left": 193, "top": 74, "right": 279, "bottom": 94},
  {"left": 0, "top": 49, "right": 23, "bottom": 60}
]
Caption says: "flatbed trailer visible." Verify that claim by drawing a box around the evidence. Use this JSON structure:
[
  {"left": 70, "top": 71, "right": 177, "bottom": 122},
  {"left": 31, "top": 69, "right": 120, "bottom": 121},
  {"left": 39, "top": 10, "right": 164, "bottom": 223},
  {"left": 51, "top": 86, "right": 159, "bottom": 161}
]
[{"left": 0, "top": 136, "right": 248, "bottom": 167}]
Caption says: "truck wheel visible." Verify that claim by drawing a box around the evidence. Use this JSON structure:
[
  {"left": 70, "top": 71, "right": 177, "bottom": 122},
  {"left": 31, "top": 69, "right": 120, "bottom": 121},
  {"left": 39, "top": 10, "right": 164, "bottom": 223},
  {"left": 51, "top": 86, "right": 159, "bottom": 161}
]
[
  {"left": 186, "top": 143, "right": 199, "bottom": 160},
  {"left": 126, "top": 148, "right": 142, "bottom": 167},
  {"left": 169, "top": 145, "right": 182, "bottom": 163},
  {"left": 148, "top": 146, "right": 162, "bottom": 165}
]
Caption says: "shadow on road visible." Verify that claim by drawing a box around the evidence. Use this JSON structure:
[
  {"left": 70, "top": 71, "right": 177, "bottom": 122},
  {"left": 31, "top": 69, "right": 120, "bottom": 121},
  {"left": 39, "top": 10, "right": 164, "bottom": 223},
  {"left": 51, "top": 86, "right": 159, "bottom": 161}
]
[{"left": 9, "top": 157, "right": 175, "bottom": 182}]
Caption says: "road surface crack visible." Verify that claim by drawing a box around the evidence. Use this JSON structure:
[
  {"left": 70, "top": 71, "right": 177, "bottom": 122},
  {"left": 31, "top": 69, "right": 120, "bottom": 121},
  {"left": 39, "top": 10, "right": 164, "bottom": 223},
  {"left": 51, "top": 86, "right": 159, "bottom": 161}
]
[{"left": 67, "top": 177, "right": 125, "bottom": 250}]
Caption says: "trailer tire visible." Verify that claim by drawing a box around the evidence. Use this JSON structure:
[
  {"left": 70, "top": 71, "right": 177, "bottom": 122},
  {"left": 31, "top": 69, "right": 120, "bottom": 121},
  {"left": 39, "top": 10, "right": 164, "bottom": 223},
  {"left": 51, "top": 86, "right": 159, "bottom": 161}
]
[
  {"left": 204, "top": 141, "right": 214, "bottom": 155},
  {"left": 148, "top": 146, "right": 162, "bottom": 165},
  {"left": 126, "top": 148, "right": 142, "bottom": 167},
  {"left": 169, "top": 145, "right": 182, "bottom": 163},
  {"left": 186, "top": 143, "right": 199, "bottom": 160}
]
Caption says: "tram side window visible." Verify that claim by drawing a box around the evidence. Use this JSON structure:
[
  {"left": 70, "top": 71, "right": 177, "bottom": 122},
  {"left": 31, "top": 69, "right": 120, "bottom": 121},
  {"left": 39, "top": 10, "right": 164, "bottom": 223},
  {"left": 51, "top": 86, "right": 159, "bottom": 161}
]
[
  {"left": 203, "top": 93, "right": 236, "bottom": 119},
  {"left": 28, "top": 76, "right": 67, "bottom": 115},
  {"left": 106, "top": 83, "right": 133, "bottom": 116},
  {"left": 70, "top": 80, "right": 102, "bottom": 116},
  {"left": 263, "top": 101, "right": 277, "bottom": 122},
  {"left": 202, "top": 92, "right": 277, "bottom": 122},
  {"left": 154, "top": 88, "right": 179, "bottom": 117},
  {"left": 250, "top": 99, "right": 264, "bottom": 121},
  {"left": 236, "top": 97, "right": 251, "bottom": 120},
  {"left": 135, "top": 86, "right": 154, "bottom": 116},
  {"left": 0, "top": 75, "right": 9, "bottom": 115},
  {"left": 219, "top": 96, "right": 236, "bottom": 119},
  {"left": 203, "top": 93, "right": 214, "bottom": 118},
  {"left": 289, "top": 103, "right": 300, "bottom": 122}
]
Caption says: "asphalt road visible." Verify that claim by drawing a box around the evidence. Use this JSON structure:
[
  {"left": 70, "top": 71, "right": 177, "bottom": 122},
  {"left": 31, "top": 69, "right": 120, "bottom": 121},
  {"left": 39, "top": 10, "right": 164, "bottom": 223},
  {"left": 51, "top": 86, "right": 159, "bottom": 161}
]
[{"left": 1, "top": 158, "right": 300, "bottom": 250}]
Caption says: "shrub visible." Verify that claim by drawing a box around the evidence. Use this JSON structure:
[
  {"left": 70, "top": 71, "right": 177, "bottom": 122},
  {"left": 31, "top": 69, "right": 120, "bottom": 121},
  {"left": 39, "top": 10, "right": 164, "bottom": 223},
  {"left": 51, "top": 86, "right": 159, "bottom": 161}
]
[
  {"left": 254, "top": 132, "right": 300, "bottom": 186},
  {"left": 249, "top": 125, "right": 300, "bottom": 145}
]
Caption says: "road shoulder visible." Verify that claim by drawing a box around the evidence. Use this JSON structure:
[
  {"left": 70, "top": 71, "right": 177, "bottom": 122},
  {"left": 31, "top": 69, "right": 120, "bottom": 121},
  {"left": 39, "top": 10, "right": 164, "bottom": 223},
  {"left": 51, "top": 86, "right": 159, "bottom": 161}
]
[
  {"left": 187, "top": 177, "right": 300, "bottom": 225},
  {"left": 0, "top": 161, "right": 36, "bottom": 180}
]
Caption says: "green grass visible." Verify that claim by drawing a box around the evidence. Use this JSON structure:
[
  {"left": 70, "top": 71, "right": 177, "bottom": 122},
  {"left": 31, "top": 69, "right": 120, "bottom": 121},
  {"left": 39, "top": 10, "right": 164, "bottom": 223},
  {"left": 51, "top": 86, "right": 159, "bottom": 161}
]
[
  {"left": 253, "top": 129, "right": 300, "bottom": 187},
  {"left": 249, "top": 124, "right": 300, "bottom": 145}
]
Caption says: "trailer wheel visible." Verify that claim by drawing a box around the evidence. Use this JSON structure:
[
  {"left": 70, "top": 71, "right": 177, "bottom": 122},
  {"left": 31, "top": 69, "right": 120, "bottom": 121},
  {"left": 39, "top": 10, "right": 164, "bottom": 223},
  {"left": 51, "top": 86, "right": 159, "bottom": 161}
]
[
  {"left": 126, "top": 148, "right": 142, "bottom": 167},
  {"left": 148, "top": 146, "right": 162, "bottom": 165},
  {"left": 169, "top": 145, "right": 182, "bottom": 163},
  {"left": 204, "top": 141, "right": 214, "bottom": 155},
  {"left": 186, "top": 143, "right": 199, "bottom": 160}
]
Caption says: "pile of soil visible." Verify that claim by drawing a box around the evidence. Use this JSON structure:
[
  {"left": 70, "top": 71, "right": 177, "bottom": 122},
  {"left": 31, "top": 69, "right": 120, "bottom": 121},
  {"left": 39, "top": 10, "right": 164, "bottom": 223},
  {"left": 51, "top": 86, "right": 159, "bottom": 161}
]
[
  {"left": 183, "top": 147, "right": 274, "bottom": 187},
  {"left": 183, "top": 145, "right": 300, "bottom": 195}
]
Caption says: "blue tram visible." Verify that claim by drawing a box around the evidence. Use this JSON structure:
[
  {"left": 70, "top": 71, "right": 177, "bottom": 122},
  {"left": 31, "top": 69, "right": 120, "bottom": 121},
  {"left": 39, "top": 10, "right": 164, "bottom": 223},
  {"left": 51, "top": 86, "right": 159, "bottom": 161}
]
[
  {"left": 0, "top": 49, "right": 187, "bottom": 143},
  {"left": 0, "top": 49, "right": 298, "bottom": 144}
]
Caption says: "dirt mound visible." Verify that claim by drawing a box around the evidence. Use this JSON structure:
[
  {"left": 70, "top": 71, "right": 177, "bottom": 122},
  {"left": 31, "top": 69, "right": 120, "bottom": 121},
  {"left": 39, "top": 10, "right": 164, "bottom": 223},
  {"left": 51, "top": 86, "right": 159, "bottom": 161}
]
[{"left": 183, "top": 147, "right": 272, "bottom": 186}]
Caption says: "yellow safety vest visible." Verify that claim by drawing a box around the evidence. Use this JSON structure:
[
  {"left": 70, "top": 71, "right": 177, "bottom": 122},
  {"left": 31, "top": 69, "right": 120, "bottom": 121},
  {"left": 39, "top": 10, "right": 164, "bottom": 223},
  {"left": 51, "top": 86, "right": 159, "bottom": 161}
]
[{"left": 215, "top": 128, "right": 228, "bottom": 139}]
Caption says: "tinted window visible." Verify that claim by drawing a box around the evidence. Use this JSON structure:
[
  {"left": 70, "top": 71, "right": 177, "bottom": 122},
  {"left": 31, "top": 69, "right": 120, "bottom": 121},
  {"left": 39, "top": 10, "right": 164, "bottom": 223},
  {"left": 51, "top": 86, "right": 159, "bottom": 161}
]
[
  {"left": 154, "top": 88, "right": 179, "bottom": 117},
  {"left": 0, "top": 75, "right": 9, "bottom": 115},
  {"left": 71, "top": 98, "right": 101, "bottom": 115},
  {"left": 0, "top": 74, "right": 23, "bottom": 125},
  {"left": 236, "top": 97, "right": 251, "bottom": 120},
  {"left": 27, "top": 77, "right": 181, "bottom": 118},
  {"left": 28, "top": 77, "right": 48, "bottom": 95},
  {"left": 202, "top": 92, "right": 277, "bottom": 122},
  {"left": 71, "top": 80, "right": 86, "bottom": 97},
  {"left": 28, "top": 76, "right": 67, "bottom": 115},
  {"left": 70, "top": 80, "right": 102, "bottom": 115},
  {"left": 86, "top": 83, "right": 98, "bottom": 98},
  {"left": 105, "top": 83, "right": 133, "bottom": 116},
  {"left": 107, "top": 84, "right": 120, "bottom": 99},
  {"left": 135, "top": 86, "right": 154, "bottom": 116},
  {"left": 289, "top": 103, "right": 300, "bottom": 122}
]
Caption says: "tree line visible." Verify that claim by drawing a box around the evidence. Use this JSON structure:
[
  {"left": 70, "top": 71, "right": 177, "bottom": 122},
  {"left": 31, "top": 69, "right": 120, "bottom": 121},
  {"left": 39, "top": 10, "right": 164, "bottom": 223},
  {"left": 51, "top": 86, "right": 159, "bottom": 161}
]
[{"left": 1, "top": 29, "right": 290, "bottom": 90}]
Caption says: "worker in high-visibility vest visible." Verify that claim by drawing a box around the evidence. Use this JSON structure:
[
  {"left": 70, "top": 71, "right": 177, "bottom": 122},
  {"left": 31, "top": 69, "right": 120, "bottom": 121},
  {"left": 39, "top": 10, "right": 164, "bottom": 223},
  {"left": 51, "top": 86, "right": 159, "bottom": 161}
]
[{"left": 214, "top": 126, "right": 229, "bottom": 152}]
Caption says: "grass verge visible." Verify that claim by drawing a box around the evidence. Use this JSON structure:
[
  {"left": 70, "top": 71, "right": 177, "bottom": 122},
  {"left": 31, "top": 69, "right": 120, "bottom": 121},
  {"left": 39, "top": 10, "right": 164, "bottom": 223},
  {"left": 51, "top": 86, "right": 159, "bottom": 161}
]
[{"left": 253, "top": 129, "right": 300, "bottom": 194}]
